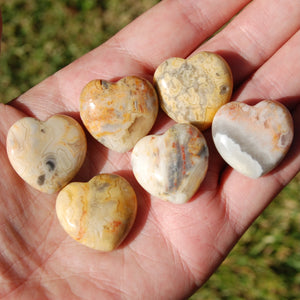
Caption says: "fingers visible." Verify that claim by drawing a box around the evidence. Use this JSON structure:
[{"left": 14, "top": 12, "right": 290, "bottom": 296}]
[
  {"left": 208, "top": 1, "right": 300, "bottom": 240},
  {"left": 233, "top": 29, "right": 300, "bottom": 188},
  {"left": 13, "top": 0, "right": 251, "bottom": 118},
  {"left": 63, "top": 0, "right": 251, "bottom": 77},
  {"left": 199, "top": 0, "right": 300, "bottom": 86},
  {"left": 200, "top": 0, "right": 300, "bottom": 191},
  {"left": 0, "top": 104, "right": 26, "bottom": 145},
  {"left": 106, "top": 0, "right": 251, "bottom": 70},
  {"left": 234, "top": 30, "right": 300, "bottom": 106},
  {"left": 217, "top": 28, "right": 300, "bottom": 235}
]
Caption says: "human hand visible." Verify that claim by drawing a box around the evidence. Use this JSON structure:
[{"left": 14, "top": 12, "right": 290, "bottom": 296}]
[{"left": 0, "top": 0, "right": 299, "bottom": 299}]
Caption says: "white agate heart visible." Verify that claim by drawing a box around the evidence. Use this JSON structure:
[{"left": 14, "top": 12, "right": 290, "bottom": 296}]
[
  {"left": 131, "top": 123, "right": 209, "bottom": 204},
  {"left": 6, "top": 115, "right": 87, "bottom": 193},
  {"left": 212, "top": 100, "right": 294, "bottom": 178}
]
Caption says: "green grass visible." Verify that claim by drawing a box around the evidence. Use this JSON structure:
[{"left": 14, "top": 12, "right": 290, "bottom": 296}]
[{"left": 0, "top": 1, "right": 299, "bottom": 299}]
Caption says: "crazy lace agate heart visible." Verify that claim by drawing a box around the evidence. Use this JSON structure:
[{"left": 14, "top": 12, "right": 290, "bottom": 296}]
[
  {"left": 212, "top": 100, "right": 294, "bottom": 178},
  {"left": 154, "top": 51, "right": 233, "bottom": 130},
  {"left": 6, "top": 115, "right": 87, "bottom": 193},
  {"left": 80, "top": 76, "right": 158, "bottom": 153},
  {"left": 56, "top": 174, "right": 137, "bottom": 251},
  {"left": 131, "top": 123, "right": 209, "bottom": 204}
]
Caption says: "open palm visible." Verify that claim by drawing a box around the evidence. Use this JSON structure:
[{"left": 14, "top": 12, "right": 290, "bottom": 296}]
[{"left": 1, "top": 0, "right": 299, "bottom": 299}]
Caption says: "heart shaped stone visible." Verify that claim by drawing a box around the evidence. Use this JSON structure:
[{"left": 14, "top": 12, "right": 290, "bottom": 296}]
[
  {"left": 212, "top": 100, "right": 294, "bottom": 178},
  {"left": 56, "top": 174, "right": 137, "bottom": 251},
  {"left": 80, "top": 76, "right": 159, "bottom": 153},
  {"left": 154, "top": 51, "right": 233, "bottom": 130},
  {"left": 6, "top": 115, "right": 87, "bottom": 193},
  {"left": 131, "top": 123, "right": 209, "bottom": 204}
]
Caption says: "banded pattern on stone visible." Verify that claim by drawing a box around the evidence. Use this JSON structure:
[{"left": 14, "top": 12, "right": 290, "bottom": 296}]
[
  {"left": 212, "top": 100, "right": 294, "bottom": 178},
  {"left": 131, "top": 123, "right": 209, "bottom": 204}
]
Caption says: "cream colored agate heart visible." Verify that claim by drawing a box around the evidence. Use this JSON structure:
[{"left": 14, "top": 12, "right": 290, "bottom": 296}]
[
  {"left": 6, "top": 115, "right": 87, "bottom": 193},
  {"left": 131, "top": 123, "right": 209, "bottom": 204},
  {"left": 154, "top": 51, "right": 233, "bottom": 130},
  {"left": 212, "top": 100, "right": 294, "bottom": 178},
  {"left": 80, "top": 76, "right": 159, "bottom": 153},
  {"left": 56, "top": 174, "right": 137, "bottom": 251}
]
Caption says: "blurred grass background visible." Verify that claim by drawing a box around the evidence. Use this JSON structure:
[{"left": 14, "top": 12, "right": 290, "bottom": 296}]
[{"left": 0, "top": 0, "right": 299, "bottom": 299}]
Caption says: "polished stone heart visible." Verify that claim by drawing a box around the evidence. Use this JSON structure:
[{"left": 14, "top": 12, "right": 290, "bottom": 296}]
[
  {"left": 154, "top": 51, "right": 233, "bottom": 130},
  {"left": 80, "top": 76, "right": 159, "bottom": 153},
  {"left": 6, "top": 115, "right": 87, "bottom": 193},
  {"left": 56, "top": 174, "right": 137, "bottom": 251},
  {"left": 131, "top": 123, "right": 209, "bottom": 204},
  {"left": 212, "top": 100, "right": 294, "bottom": 178}
]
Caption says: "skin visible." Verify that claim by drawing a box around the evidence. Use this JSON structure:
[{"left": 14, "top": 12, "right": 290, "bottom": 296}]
[{"left": 0, "top": 0, "right": 299, "bottom": 299}]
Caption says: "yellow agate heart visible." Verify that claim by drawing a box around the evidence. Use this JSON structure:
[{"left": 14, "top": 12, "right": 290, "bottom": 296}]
[
  {"left": 154, "top": 51, "right": 233, "bottom": 130},
  {"left": 56, "top": 174, "right": 137, "bottom": 251}
]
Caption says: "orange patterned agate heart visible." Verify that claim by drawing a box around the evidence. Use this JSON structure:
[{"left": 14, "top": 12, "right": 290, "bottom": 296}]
[{"left": 80, "top": 76, "right": 159, "bottom": 152}]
